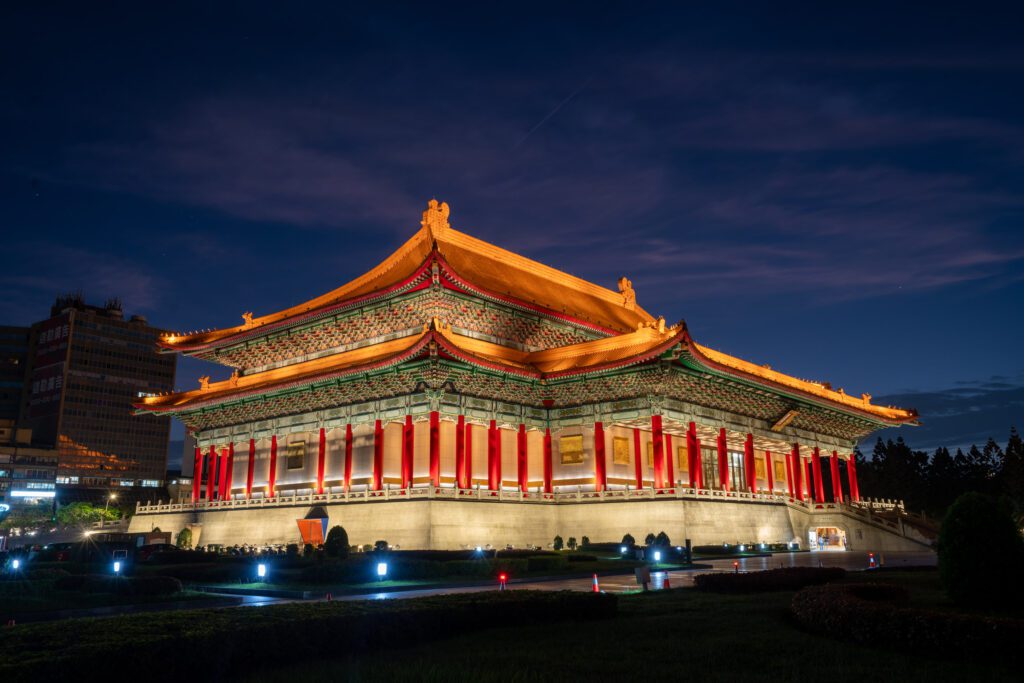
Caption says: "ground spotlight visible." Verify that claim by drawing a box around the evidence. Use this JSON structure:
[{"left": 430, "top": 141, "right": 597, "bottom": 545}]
[
  {"left": 113, "top": 561, "right": 121, "bottom": 574},
  {"left": 377, "top": 562, "right": 388, "bottom": 580},
  {"left": 653, "top": 550, "right": 661, "bottom": 562},
  {"left": 257, "top": 563, "right": 267, "bottom": 579}
]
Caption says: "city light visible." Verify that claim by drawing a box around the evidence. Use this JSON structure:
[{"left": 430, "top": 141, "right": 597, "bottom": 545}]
[
  {"left": 113, "top": 561, "right": 121, "bottom": 574},
  {"left": 257, "top": 563, "right": 267, "bottom": 578},
  {"left": 377, "top": 562, "right": 388, "bottom": 579}
]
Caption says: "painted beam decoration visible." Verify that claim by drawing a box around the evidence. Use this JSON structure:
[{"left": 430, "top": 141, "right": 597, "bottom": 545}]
[{"left": 136, "top": 200, "right": 917, "bottom": 502}]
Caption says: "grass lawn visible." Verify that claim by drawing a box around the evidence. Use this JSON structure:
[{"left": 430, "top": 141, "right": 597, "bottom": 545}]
[
  {"left": 0, "top": 587, "right": 213, "bottom": 616},
  {"left": 245, "top": 570, "right": 1019, "bottom": 683}
]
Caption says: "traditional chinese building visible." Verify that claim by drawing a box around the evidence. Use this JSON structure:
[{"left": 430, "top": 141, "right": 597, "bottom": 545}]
[{"left": 131, "top": 201, "right": 924, "bottom": 551}]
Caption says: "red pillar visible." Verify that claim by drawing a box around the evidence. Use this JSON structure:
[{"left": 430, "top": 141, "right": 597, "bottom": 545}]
[
  {"left": 372, "top": 420, "right": 383, "bottom": 491},
  {"left": 206, "top": 445, "right": 216, "bottom": 501},
  {"left": 830, "top": 450, "right": 843, "bottom": 503},
  {"left": 518, "top": 424, "right": 529, "bottom": 493},
  {"left": 343, "top": 424, "right": 353, "bottom": 490},
  {"left": 594, "top": 422, "right": 607, "bottom": 492},
  {"left": 805, "top": 461, "right": 814, "bottom": 501},
  {"left": 465, "top": 422, "right": 474, "bottom": 488},
  {"left": 664, "top": 433, "right": 675, "bottom": 487},
  {"left": 245, "top": 438, "right": 255, "bottom": 499},
  {"left": 429, "top": 411, "right": 440, "bottom": 487},
  {"left": 268, "top": 435, "right": 278, "bottom": 498},
  {"left": 744, "top": 433, "right": 755, "bottom": 493},
  {"left": 847, "top": 453, "right": 861, "bottom": 501},
  {"left": 226, "top": 442, "right": 235, "bottom": 499},
  {"left": 218, "top": 446, "right": 230, "bottom": 500},
  {"left": 651, "top": 415, "right": 665, "bottom": 489},
  {"left": 686, "top": 423, "right": 697, "bottom": 488},
  {"left": 488, "top": 420, "right": 501, "bottom": 490},
  {"left": 316, "top": 428, "right": 327, "bottom": 495},
  {"left": 632, "top": 428, "right": 643, "bottom": 488},
  {"left": 543, "top": 428, "right": 553, "bottom": 493},
  {"left": 784, "top": 449, "right": 794, "bottom": 497},
  {"left": 765, "top": 450, "right": 775, "bottom": 493},
  {"left": 401, "top": 415, "right": 414, "bottom": 489},
  {"left": 792, "top": 444, "right": 803, "bottom": 501},
  {"left": 811, "top": 446, "right": 825, "bottom": 503},
  {"left": 717, "top": 428, "right": 729, "bottom": 492},
  {"left": 690, "top": 423, "right": 705, "bottom": 489},
  {"left": 192, "top": 447, "right": 202, "bottom": 503},
  {"left": 455, "top": 415, "right": 466, "bottom": 488}
]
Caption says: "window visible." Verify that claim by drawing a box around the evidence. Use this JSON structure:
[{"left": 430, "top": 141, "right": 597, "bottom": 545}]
[{"left": 286, "top": 441, "right": 305, "bottom": 469}]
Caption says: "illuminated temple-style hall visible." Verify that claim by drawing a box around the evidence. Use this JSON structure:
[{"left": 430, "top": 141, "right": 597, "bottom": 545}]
[{"left": 131, "top": 200, "right": 925, "bottom": 551}]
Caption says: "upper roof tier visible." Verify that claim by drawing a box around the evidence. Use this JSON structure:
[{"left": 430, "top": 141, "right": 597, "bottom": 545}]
[{"left": 161, "top": 200, "right": 655, "bottom": 352}]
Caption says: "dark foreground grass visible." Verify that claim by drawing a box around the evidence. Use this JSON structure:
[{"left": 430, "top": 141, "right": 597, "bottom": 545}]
[
  {"left": 246, "top": 571, "right": 1019, "bottom": 683},
  {"left": 0, "top": 586, "right": 211, "bottom": 617}
]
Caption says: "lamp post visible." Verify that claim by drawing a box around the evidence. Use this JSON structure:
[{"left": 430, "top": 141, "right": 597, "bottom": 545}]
[{"left": 103, "top": 493, "right": 117, "bottom": 516}]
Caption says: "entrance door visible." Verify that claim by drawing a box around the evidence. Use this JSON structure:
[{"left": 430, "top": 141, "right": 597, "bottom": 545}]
[{"left": 811, "top": 527, "right": 847, "bottom": 551}]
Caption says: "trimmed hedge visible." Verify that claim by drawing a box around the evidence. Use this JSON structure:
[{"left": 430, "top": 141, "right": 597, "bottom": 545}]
[
  {"left": 694, "top": 567, "right": 845, "bottom": 593},
  {"left": 566, "top": 554, "right": 597, "bottom": 563},
  {"left": 526, "top": 555, "right": 568, "bottom": 572},
  {"left": 52, "top": 574, "right": 183, "bottom": 596},
  {"left": 792, "top": 582, "right": 1024, "bottom": 661},
  {"left": 0, "top": 590, "right": 617, "bottom": 679}
]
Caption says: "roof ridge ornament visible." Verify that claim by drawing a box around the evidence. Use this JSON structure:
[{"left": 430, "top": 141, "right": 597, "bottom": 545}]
[
  {"left": 618, "top": 277, "right": 636, "bottom": 310},
  {"left": 421, "top": 199, "right": 450, "bottom": 238}
]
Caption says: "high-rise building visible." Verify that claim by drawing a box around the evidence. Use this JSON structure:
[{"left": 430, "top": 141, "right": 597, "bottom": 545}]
[
  {"left": 22, "top": 294, "right": 177, "bottom": 488},
  {"left": 0, "top": 326, "right": 31, "bottom": 422}
]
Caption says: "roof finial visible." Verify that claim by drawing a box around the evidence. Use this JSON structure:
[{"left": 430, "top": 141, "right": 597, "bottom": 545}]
[
  {"left": 421, "top": 199, "right": 450, "bottom": 237},
  {"left": 618, "top": 277, "right": 636, "bottom": 310}
]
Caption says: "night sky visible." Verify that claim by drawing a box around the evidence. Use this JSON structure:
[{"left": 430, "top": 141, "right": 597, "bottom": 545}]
[{"left": 3, "top": 4, "right": 1022, "bottom": 461}]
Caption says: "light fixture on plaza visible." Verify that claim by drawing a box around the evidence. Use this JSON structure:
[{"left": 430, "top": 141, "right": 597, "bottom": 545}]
[
  {"left": 475, "top": 546, "right": 482, "bottom": 553},
  {"left": 620, "top": 546, "right": 627, "bottom": 554},
  {"left": 11, "top": 559, "right": 20, "bottom": 570},
  {"left": 257, "top": 563, "right": 267, "bottom": 579},
  {"left": 653, "top": 550, "right": 661, "bottom": 562},
  {"left": 113, "top": 561, "right": 121, "bottom": 574},
  {"left": 739, "top": 545, "right": 745, "bottom": 552},
  {"left": 377, "top": 562, "right": 388, "bottom": 581}
]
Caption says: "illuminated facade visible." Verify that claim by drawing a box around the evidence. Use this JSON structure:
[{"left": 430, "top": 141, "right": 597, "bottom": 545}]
[{"left": 132, "top": 201, "right": 920, "bottom": 549}]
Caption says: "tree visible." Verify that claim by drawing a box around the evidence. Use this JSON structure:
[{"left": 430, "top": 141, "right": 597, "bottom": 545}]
[
  {"left": 938, "top": 492, "right": 1024, "bottom": 606},
  {"left": 374, "top": 540, "right": 389, "bottom": 551},
  {"left": 175, "top": 528, "right": 193, "bottom": 549},
  {"left": 655, "top": 531, "right": 671, "bottom": 547},
  {"left": 324, "top": 525, "right": 349, "bottom": 559},
  {"left": 580, "top": 535, "right": 590, "bottom": 547},
  {"left": 0, "top": 503, "right": 52, "bottom": 532},
  {"left": 644, "top": 533, "right": 656, "bottom": 546},
  {"left": 1001, "top": 427, "right": 1024, "bottom": 522},
  {"left": 552, "top": 535, "right": 564, "bottom": 551},
  {"left": 621, "top": 533, "right": 635, "bottom": 547},
  {"left": 56, "top": 502, "right": 119, "bottom": 527},
  {"left": 567, "top": 536, "right": 577, "bottom": 550}
]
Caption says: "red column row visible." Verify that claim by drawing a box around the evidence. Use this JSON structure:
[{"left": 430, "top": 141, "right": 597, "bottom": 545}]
[
  {"left": 717, "top": 428, "right": 729, "bottom": 492},
  {"left": 743, "top": 433, "right": 755, "bottom": 493}
]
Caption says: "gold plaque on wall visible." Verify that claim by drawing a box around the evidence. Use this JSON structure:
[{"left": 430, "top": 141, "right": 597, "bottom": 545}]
[
  {"left": 286, "top": 441, "right": 305, "bottom": 470},
  {"left": 755, "top": 457, "right": 766, "bottom": 480},
  {"left": 612, "top": 437, "right": 630, "bottom": 465},
  {"left": 647, "top": 441, "right": 654, "bottom": 466},
  {"left": 560, "top": 435, "right": 584, "bottom": 465},
  {"left": 774, "top": 461, "right": 786, "bottom": 482},
  {"left": 677, "top": 446, "right": 689, "bottom": 472}
]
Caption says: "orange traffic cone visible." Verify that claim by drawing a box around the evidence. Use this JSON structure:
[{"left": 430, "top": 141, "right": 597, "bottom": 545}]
[
  {"left": 663, "top": 575, "right": 671, "bottom": 589},
  {"left": 592, "top": 573, "right": 600, "bottom": 593}
]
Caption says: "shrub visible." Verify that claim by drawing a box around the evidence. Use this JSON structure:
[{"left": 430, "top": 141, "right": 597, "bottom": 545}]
[
  {"left": 566, "top": 554, "right": 597, "bottom": 563},
  {"left": 303, "top": 543, "right": 314, "bottom": 557},
  {"left": 792, "top": 582, "right": 1024, "bottom": 661},
  {"left": 938, "top": 492, "right": 1024, "bottom": 606},
  {"left": 324, "top": 526, "right": 349, "bottom": 559},
  {"left": 53, "top": 574, "right": 182, "bottom": 596},
  {"left": 374, "top": 540, "right": 389, "bottom": 551},
  {"left": 0, "top": 591, "right": 617, "bottom": 679},
  {"left": 654, "top": 531, "right": 671, "bottom": 547},
  {"left": 621, "top": 533, "right": 635, "bottom": 547},
  {"left": 644, "top": 533, "right": 656, "bottom": 545},
  {"left": 694, "top": 567, "right": 846, "bottom": 593},
  {"left": 580, "top": 535, "right": 591, "bottom": 547},
  {"left": 175, "top": 528, "right": 193, "bottom": 549},
  {"left": 552, "top": 535, "right": 563, "bottom": 551},
  {"left": 526, "top": 555, "right": 568, "bottom": 572},
  {"left": 567, "top": 537, "right": 577, "bottom": 551}
]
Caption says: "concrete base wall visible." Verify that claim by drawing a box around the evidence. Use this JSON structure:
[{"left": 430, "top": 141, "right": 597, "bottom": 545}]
[{"left": 129, "top": 498, "right": 929, "bottom": 553}]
